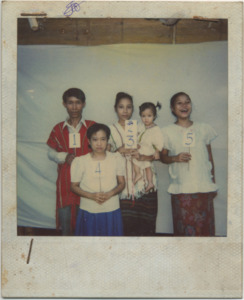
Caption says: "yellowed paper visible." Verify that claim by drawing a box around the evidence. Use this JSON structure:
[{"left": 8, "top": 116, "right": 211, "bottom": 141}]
[{"left": 1, "top": 1, "right": 243, "bottom": 298}]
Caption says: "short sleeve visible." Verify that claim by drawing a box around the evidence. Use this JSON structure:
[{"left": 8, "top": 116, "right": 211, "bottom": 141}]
[
  {"left": 153, "top": 127, "right": 164, "bottom": 151},
  {"left": 204, "top": 124, "right": 218, "bottom": 144},
  {"left": 161, "top": 127, "right": 171, "bottom": 151},
  {"left": 115, "top": 153, "right": 125, "bottom": 176},
  {"left": 71, "top": 157, "right": 85, "bottom": 183}
]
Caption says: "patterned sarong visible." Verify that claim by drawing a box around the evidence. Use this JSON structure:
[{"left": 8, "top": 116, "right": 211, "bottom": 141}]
[
  {"left": 120, "top": 191, "right": 158, "bottom": 236},
  {"left": 171, "top": 192, "right": 216, "bottom": 236}
]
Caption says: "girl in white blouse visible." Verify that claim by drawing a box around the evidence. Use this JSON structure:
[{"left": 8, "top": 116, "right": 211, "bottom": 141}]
[
  {"left": 161, "top": 92, "right": 218, "bottom": 236},
  {"left": 71, "top": 123, "right": 125, "bottom": 236}
]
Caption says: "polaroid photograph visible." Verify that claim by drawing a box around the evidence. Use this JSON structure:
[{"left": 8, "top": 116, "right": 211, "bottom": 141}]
[{"left": 1, "top": 0, "right": 243, "bottom": 298}]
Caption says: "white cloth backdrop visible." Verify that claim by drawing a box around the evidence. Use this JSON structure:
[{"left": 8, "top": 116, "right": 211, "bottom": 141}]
[{"left": 17, "top": 42, "right": 227, "bottom": 235}]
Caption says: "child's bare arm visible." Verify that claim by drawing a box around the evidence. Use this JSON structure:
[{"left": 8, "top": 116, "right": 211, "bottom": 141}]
[{"left": 131, "top": 149, "right": 154, "bottom": 162}]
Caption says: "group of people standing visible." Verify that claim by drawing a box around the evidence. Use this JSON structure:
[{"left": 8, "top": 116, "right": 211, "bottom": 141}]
[{"left": 47, "top": 88, "right": 218, "bottom": 237}]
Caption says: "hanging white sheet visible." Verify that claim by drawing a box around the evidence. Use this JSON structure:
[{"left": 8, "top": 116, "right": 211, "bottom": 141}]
[{"left": 17, "top": 42, "right": 228, "bottom": 235}]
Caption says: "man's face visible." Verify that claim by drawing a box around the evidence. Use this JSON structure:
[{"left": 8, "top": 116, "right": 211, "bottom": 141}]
[{"left": 63, "top": 96, "right": 85, "bottom": 119}]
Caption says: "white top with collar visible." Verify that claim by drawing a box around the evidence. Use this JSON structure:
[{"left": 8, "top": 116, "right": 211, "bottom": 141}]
[
  {"left": 71, "top": 151, "right": 125, "bottom": 213},
  {"left": 162, "top": 122, "right": 218, "bottom": 194}
]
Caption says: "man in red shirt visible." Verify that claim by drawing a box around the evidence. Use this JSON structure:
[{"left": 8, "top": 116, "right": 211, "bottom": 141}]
[{"left": 47, "top": 88, "right": 95, "bottom": 235}]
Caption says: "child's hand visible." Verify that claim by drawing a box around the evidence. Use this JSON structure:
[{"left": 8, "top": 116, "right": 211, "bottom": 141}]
[
  {"left": 176, "top": 152, "right": 191, "bottom": 162},
  {"left": 154, "top": 151, "right": 160, "bottom": 160},
  {"left": 65, "top": 153, "right": 75, "bottom": 165}
]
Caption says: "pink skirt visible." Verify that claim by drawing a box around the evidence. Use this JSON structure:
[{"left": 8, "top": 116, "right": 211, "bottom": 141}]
[{"left": 171, "top": 192, "right": 217, "bottom": 236}]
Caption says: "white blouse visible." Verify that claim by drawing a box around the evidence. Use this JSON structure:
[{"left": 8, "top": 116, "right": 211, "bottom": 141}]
[
  {"left": 138, "top": 123, "right": 164, "bottom": 155},
  {"left": 71, "top": 151, "right": 125, "bottom": 213},
  {"left": 133, "top": 123, "right": 164, "bottom": 169},
  {"left": 109, "top": 122, "right": 158, "bottom": 199},
  {"left": 162, "top": 122, "right": 218, "bottom": 194}
]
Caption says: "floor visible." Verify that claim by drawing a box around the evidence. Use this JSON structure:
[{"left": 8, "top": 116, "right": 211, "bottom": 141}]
[{"left": 17, "top": 226, "right": 173, "bottom": 236}]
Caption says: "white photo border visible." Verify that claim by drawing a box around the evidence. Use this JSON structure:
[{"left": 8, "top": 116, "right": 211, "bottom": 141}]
[{"left": 2, "top": 1, "right": 243, "bottom": 298}]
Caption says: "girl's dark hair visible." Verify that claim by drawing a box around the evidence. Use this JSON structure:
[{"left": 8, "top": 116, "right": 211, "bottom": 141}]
[
  {"left": 170, "top": 92, "right": 191, "bottom": 117},
  {"left": 139, "top": 102, "right": 162, "bottom": 120},
  {"left": 114, "top": 92, "right": 133, "bottom": 109},
  {"left": 87, "top": 123, "right": 111, "bottom": 140},
  {"left": 62, "top": 88, "right": 86, "bottom": 103}
]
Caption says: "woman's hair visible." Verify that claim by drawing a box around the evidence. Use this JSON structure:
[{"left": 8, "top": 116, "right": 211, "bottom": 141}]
[
  {"left": 62, "top": 88, "right": 86, "bottom": 103},
  {"left": 87, "top": 123, "right": 111, "bottom": 140},
  {"left": 139, "top": 102, "right": 162, "bottom": 119},
  {"left": 114, "top": 92, "right": 133, "bottom": 109},
  {"left": 170, "top": 92, "right": 191, "bottom": 117}
]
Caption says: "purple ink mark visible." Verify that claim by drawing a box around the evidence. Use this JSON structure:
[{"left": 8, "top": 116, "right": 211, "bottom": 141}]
[{"left": 64, "top": 1, "right": 85, "bottom": 17}]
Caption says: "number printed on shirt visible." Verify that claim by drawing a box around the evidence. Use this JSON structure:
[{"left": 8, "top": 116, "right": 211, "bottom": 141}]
[
  {"left": 69, "top": 133, "right": 81, "bottom": 148},
  {"left": 95, "top": 162, "right": 101, "bottom": 174},
  {"left": 183, "top": 130, "right": 195, "bottom": 147}
]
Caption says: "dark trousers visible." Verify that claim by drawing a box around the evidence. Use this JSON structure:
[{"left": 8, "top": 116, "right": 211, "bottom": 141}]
[{"left": 58, "top": 205, "right": 79, "bottom": 236}]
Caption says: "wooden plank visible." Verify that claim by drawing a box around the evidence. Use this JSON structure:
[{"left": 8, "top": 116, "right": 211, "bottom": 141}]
[
  {"left": 175, "top": 19, "right": 227, "bottom": 43},
  {"left": 18, "top": 18, "right": 82, "bottom": 45},
  {"left": 18, "top": 18, "right": 227, "bottom": 45},
  {"left": 88, "top": 18, "right": 123, "bottom": 45},
  {"left": 123, "top": 19, "right": 172, "bottom": 44}
]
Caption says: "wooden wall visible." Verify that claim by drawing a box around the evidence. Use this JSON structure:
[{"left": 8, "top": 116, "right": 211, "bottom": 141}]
[{"left": 18, "top": 18, "right": 227, "bottom": 45}]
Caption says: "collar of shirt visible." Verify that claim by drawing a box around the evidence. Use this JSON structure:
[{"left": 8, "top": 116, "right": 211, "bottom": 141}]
[{"left": 63, "top": 118, "right": 87, "bottom": 133}]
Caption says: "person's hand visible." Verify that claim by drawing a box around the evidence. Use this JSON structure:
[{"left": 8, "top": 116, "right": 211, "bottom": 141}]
[
  {"left": 92, "top": 192, "right": 106, "bottom": 204},
  {"left": 117, "top": 145, "right": 133, "bottom": 156},
  {"left": 131, "top": 149, "right": 140, "bottom": 160},
  {"left": 131, "top": 150, "right": 155, "bottom": 162},
  {"left": 175, "top": 152, "right": 191, "bottom": 162},
  {"left": 154, "top": 151, "right": 160, "bottom": 160},
  {"left": 65, "top": 153, "right": 75, "bottom": 165},
  {"left": 92, "top": 192, "right": 112, "bottom": 204},
  {"left": 101, "top": 191, "right": 113, "bottom": 201}
]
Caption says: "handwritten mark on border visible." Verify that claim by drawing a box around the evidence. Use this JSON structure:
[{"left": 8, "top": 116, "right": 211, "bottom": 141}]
[
  {"left": 26, "top": 238, "right": 34, "bottom": 264},
  {"left": 64, "top": 1, "right": 86, "bottom": 17}
]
